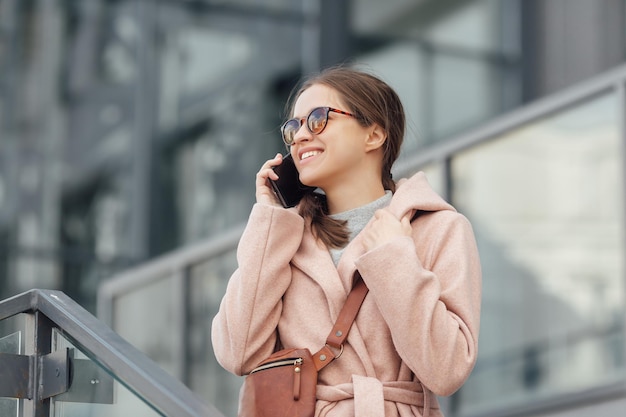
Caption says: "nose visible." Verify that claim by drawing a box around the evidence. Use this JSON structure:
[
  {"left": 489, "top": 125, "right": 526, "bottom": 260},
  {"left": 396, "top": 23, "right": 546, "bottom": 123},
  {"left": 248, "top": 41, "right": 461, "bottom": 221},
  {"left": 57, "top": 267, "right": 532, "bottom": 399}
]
[{"left": 291, "top": 122, "right": 311, "bottom": 145}]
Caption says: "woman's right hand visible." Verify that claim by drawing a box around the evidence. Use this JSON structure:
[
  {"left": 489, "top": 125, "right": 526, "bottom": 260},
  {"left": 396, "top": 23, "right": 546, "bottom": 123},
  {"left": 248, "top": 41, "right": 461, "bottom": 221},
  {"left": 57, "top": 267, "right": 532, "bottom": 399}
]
[{"left": 255, "top": 153, "right": 283, "bottom": 206}]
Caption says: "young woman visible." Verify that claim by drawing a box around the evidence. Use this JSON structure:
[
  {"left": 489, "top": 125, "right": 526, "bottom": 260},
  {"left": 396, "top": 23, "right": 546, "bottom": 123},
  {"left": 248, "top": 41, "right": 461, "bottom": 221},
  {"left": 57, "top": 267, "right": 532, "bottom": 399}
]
[{"left": 211, "top": 66, "right": 482, "bottom": 417}]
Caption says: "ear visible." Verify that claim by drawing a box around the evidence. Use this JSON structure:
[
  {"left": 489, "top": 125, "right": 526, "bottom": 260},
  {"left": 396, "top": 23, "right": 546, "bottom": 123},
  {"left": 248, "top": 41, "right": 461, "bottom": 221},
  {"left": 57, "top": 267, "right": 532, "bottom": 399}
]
[{"left": 364, "top": 124, "right": 387, "bottom": 152}]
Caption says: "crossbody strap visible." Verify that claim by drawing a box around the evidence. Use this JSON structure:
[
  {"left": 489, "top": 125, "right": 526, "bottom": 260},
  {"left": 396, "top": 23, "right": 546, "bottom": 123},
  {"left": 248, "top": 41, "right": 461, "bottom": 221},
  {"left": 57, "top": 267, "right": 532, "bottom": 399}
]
[{"left": 313, "top": 271, "right": 369, "bottom": 371}]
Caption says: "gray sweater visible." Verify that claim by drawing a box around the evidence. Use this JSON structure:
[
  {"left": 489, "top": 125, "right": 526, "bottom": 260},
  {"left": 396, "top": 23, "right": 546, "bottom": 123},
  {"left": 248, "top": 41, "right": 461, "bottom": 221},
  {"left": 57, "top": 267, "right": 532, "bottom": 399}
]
[{"left": 328, "top": 190, "right": 393, "bottom": 265}]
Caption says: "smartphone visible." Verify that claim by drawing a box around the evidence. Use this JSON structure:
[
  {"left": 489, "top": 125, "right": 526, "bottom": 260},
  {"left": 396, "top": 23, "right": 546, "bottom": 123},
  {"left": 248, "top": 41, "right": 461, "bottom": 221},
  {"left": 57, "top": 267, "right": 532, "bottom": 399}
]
[{"left": 268, "top": 154, "right": 316, "bottom": 208}]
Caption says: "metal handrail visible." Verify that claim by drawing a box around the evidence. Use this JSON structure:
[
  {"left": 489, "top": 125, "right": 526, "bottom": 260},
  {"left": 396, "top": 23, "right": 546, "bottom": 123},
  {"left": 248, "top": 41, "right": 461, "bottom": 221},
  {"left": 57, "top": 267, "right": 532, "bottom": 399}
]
[{"left": 0, "top": 289, "right": 225, "bottom": 417}]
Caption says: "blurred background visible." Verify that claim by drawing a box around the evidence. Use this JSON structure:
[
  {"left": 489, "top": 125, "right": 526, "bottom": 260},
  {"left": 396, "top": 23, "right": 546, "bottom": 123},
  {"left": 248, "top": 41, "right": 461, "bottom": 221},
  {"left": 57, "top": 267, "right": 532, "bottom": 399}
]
[{"left": 0, "top": 0, "right": 625, "bottom": 416}]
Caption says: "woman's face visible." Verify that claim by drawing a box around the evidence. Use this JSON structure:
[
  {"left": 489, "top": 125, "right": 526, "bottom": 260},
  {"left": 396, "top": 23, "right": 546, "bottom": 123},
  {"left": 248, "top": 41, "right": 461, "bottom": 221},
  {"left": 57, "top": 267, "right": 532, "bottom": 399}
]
[{"left": 289, "top": 84, "right": 374, "bottom": 191}]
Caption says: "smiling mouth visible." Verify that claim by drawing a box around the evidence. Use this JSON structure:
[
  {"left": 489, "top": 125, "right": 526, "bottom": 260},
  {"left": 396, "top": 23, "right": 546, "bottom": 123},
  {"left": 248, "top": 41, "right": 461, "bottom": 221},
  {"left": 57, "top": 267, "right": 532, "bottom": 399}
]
[{"left": 300, "top": 150, "right": 322, "bottom": 160}]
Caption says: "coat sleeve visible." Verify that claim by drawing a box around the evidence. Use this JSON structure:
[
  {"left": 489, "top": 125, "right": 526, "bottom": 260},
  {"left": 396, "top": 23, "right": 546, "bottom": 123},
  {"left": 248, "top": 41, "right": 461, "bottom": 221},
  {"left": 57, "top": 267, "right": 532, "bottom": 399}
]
[
  {"left": 211, "top": 203, "right": 305, "bottom": 376},
  {"left": 354, "top": 210, "right": 481, "bottom": 396}
]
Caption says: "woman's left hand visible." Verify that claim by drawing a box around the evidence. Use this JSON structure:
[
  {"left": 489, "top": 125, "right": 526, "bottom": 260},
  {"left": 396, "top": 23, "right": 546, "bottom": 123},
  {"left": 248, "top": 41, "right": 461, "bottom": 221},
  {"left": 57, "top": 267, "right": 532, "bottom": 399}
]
[{"left": 361, "top": 210, "right": 412, "bottom": 252}]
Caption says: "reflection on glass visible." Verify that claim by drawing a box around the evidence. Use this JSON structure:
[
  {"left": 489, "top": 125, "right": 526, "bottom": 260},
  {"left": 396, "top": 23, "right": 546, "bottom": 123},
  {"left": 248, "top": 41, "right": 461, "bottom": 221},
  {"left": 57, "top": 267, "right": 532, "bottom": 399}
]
[
  {"left": 188, "top": 249, "right": 240, "bottom": 417},
  {"left": 451, "top": 93, "right": 625, "bottom": 413},
  {"left": 51, "top": 330, "right": 163, "bottom": 417}
]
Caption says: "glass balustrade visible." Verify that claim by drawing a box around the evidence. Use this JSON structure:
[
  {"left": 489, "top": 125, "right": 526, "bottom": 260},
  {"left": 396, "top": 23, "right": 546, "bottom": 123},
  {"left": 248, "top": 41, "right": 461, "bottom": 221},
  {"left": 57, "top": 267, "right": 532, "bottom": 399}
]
[
  {"left": 0, "top": 290, "right": 221, "bottom": 417},
  {"left": 451, "top": 92, "right": 625, "bottom": 414},
  {"left": 51, "top": 330, "right": 163, "bottom": 417}
]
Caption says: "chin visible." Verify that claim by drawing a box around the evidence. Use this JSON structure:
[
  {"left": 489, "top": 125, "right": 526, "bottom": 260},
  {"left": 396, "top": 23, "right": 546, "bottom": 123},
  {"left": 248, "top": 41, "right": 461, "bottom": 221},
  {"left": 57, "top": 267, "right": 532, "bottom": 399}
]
[
  {"left": 299, "top": 178, "right": 317, "bottom": 188},
  {"left": 297, "top": 171, "right": 315, "bottom": 187},
  {"left": 300, "top": 169, "right": 335, "bottom": 190}
]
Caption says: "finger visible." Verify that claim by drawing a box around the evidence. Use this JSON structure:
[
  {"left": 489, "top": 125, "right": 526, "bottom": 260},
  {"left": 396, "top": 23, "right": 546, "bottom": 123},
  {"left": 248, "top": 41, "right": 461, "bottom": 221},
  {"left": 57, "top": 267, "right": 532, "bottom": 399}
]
[
  {"left": 401, "top": 214, "right": 412, "bottom": 234},
  {"left": 271, "top": 152, "right": 282, "bottom": 164},
  {"left": 374, "top": 209, "right": 387, "bottom": 219},
  {"left": 255, "top": 168, "right": 272, "bottom": 183},
  {"left": 266, "top": 167, "right": 279, "bottom": 181},
  {"left": 261, "top": 153, "right": 282, "bottom": 170},
  {"left": 257, "top": 154, "right": 283, "bottom": 179}
]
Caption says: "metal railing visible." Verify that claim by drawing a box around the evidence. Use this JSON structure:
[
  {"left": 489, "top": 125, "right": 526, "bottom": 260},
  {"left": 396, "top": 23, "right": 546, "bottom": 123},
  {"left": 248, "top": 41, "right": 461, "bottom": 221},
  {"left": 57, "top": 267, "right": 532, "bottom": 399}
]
[{"left": 0, "top": 289, "right": 225, "bottom": 417}]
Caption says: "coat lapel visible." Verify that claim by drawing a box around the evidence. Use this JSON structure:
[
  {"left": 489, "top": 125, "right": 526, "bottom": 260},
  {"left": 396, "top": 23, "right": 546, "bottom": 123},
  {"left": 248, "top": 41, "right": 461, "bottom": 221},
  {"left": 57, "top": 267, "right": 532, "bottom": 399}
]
[
  {"left": 293, "top": 228, "right": 377, "bottom": 374},
  {"left": 290, "top": 224, "right": 346, "bottom": 317}
]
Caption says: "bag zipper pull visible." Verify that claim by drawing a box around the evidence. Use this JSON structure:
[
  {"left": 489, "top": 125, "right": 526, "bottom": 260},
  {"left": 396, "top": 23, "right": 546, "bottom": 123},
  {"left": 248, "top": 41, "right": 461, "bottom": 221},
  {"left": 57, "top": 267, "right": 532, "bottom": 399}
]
[{"left": 293, "top": 358, "right": 303, "bottom": 400}]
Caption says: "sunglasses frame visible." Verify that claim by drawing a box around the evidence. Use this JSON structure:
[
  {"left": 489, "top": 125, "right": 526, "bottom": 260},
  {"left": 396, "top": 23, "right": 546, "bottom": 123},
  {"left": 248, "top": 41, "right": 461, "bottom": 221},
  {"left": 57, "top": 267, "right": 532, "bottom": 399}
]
[{"left": 281, "top": 106, "right": 356, "bottom": 146}]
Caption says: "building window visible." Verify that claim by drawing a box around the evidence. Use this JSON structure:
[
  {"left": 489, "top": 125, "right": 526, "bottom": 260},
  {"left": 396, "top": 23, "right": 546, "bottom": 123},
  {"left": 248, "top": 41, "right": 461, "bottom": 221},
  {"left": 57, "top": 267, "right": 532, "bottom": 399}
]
[{"left": 352, "top": 0, "right": 522, "bottom": 156}]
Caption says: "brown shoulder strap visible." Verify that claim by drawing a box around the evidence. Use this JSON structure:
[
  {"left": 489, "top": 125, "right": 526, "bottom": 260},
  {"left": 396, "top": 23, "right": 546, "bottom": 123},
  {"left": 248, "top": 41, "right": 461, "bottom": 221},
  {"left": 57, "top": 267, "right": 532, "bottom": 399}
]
[{"left": 313, "top": 271, "right": 369, "bottom": 371}]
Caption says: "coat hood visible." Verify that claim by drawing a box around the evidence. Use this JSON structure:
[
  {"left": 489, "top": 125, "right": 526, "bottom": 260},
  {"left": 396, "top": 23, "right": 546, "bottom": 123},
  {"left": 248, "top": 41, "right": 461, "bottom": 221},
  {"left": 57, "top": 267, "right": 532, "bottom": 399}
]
[
  {"left": 386, "top": 171, "right": 456, "bottom": 221},
  {"left": 291, "top": 171, "right": 456, "bottom": 297}
]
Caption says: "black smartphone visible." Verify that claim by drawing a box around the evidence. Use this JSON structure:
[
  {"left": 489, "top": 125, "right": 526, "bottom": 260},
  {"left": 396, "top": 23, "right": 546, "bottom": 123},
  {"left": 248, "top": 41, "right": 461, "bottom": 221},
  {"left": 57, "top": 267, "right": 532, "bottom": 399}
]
[{"left": 268, "top": 154, "right": 316, "bottom": 208}]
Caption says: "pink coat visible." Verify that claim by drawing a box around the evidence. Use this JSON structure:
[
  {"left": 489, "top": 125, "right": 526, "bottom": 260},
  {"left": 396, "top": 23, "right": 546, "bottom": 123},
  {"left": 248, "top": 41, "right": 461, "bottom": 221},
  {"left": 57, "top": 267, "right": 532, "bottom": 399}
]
[{"left": 211, "top": 172, "right": 482, "bottom": 417}]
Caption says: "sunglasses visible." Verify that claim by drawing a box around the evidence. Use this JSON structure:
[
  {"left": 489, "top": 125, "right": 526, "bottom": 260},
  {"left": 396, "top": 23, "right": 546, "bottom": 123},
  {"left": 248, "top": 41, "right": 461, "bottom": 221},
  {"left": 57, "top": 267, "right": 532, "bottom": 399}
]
[{"left": 280, "top": 106, "right": 356, "bottom": 146}]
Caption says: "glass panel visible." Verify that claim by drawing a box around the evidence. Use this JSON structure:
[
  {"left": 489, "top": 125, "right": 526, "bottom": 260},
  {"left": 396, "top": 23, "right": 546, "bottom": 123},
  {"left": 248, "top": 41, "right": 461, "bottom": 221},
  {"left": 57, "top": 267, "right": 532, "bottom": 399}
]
[
  {"left": 0, "top": 314, "right": 26, "bottom": 353},
  {"left": 450, "top": 93, "right": 625, "bottom": 414},
  {"left": 0, "top": 326, "right": 22, "bottom": 417},
  {"left": 51, "top": 330, "right": 163, "bottom": 417},
  {"left": 0, "top": 331, "right": 21, "bottom": 354},
  {"left": 0, "top": 395, "right": 18, "bottom": 416},
  {"left": 188, "top": 248, "right": 240, "bottom": 417},
  {"left": 112, "top": 276, "right": 178, "bottom": 378}
]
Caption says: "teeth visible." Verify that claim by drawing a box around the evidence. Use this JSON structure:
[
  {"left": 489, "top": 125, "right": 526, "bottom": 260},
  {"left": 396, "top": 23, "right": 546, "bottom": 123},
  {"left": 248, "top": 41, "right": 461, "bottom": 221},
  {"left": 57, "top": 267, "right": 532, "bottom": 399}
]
[{"left": 301, "top": 151, "right": 321, "bottom": 160}]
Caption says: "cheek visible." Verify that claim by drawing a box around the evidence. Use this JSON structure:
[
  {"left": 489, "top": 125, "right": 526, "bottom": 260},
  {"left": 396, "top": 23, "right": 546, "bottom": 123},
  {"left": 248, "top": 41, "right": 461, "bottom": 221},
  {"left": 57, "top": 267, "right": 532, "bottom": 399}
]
[{"left": 331, "top": 130, "right": 367, "bottom": 158}]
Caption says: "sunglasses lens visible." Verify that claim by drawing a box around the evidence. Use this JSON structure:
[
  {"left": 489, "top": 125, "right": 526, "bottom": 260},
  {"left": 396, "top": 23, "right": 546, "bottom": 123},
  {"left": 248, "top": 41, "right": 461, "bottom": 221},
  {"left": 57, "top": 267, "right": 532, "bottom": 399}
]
[
  {"left": 307, "top": 107, "right": 328, "bottom": 134},
  {"left": 281, "top": 119, "right": 300, "bottom": 144}
]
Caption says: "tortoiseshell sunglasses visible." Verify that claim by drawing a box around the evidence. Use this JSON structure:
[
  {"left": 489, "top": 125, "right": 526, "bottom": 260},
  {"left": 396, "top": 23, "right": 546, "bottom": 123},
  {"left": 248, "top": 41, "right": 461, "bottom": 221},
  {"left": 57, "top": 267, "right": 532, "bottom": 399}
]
[{"left": 280, "top": 106, "right": 356, "bottom": 146}]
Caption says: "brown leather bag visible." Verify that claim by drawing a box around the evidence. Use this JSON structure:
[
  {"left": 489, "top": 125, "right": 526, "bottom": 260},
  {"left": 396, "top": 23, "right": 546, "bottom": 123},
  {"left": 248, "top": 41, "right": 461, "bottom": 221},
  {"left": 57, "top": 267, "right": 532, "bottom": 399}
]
[{"left": 239, "top": 274, "right": 368, "bottom": 417}]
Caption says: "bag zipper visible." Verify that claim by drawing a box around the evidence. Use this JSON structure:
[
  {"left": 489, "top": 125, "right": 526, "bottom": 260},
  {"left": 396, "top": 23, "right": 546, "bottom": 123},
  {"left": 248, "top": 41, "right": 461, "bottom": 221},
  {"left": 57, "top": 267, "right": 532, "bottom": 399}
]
[
  {"left": 249, "top": 357, "right": 304, "bottom": 401},
  {"left": 250, "top": 357, "right": 303, "bottom": 374}
]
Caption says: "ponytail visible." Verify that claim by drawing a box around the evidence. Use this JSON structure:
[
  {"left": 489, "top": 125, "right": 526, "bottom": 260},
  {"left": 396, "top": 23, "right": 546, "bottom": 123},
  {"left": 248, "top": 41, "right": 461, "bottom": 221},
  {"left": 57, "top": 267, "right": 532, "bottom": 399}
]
[{"left": 298, "top": 193, "right": 349, "bottom": 249}]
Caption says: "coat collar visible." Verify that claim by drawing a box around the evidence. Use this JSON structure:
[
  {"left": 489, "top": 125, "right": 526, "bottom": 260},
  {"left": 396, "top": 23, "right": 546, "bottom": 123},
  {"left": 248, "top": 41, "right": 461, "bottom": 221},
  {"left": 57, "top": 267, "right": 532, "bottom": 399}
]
[{"left": 289, "top": 172, "right": 455, "bottom": 313}]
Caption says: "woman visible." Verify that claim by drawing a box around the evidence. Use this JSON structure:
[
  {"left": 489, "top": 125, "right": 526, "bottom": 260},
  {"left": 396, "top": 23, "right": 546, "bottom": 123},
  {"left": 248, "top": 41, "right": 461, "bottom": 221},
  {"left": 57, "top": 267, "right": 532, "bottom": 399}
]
[{"left": 211, "top": 66, "right": 481, "bottom": 417}]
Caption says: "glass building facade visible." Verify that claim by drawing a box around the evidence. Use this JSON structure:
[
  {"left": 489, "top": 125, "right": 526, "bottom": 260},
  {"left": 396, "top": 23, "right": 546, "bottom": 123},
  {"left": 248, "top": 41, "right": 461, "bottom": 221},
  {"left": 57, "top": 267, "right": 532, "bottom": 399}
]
[
  {"left": 2, "top": 0, "right": 626, "bottom": 416},
  {"left": 0, "top": 0, "right": 531, "bottom": 311}
]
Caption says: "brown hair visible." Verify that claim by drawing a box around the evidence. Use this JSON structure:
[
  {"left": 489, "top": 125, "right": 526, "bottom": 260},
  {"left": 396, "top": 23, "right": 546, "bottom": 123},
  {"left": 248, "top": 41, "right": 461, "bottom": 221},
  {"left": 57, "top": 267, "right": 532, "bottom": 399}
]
[{"left": 286, "top": 66, "right": 406, "bottom": 248}]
